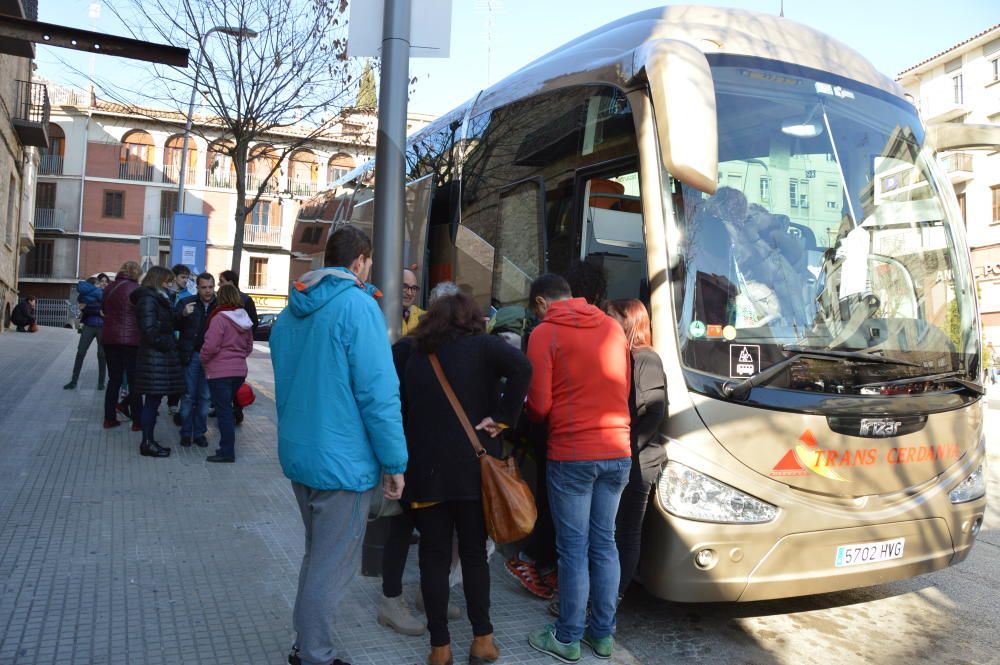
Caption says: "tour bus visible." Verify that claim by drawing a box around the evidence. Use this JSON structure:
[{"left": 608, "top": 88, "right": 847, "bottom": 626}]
[{"left": 292, "top": 6, "right": 991, "bottom": 601}]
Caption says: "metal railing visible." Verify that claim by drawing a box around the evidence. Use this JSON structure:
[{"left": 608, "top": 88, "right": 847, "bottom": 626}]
[
  {"left": 161, "top": 163, "right": 198, "bottom": 185},
  {"left": 33, "top": 208, "right": 66, "bottom": 230},
  {"left": 206, "top": 171, "right": 236, "bottom": 188},
  {"left": 159, "top": 217, "right": 173, "bottom": 237},
  {"left": 290, "top": 180, "right": 317, "bottom": 197},
  {"left": 119, "top": 161, "right": 156, "bottom": 182},
  {"left": 243, "top": 224, "right": 282, "bottom": 245},
  {"left": 14, "top": 79, "right": 50, "bottom": 124},
  {"left": 39, "top": 154, "right": 64, "bottom": 175},
  {"left": 34, "top": 299, "right": 75, "bottom": 328},
  {"left": 246, "top": 174, "right": 280, "bottom": 195}
]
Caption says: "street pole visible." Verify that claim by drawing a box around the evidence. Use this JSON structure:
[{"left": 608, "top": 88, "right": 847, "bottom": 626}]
[
  {"left": 371, "top": 0, "right": 410, "bottom": 343},
  {"left": 362, "top": 0, "right": 411, "bottom": 579}
]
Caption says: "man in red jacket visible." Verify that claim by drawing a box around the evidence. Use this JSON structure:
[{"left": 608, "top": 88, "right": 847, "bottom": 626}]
[{"left": 525, "top": 273, "right": 631, "bottom": 663}]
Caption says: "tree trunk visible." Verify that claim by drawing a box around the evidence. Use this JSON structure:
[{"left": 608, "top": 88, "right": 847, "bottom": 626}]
[{"left": 231, "top": 142, "right": 250, "bottom": 275}]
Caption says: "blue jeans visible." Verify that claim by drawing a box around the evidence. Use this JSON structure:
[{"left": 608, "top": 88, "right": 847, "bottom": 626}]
[
  {"left": 548, "top": 457, "right": 631, "bottom": 643},
  {"left": 209, "top": 376, "right": 244, "bottom": 459},
  {"left": 180, "top": 356, "right": 210, "bottom": 438}
]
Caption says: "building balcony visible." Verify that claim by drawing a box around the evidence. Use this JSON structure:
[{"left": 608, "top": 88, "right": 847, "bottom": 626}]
[
  {"left": 159, "top": 217, "right": 173, "bottom": 237},
  {"left": 246, "top": 174, "right": 280, "bottom": 195},
  {"left": 33, "top": 208, "right": 69, "bottom": 232},
  {"left": 19, "top": 269, "right": 76, "bottom": 281},
  {"left": 290, "top": 180, "right": 318, "bottom": 197},
  {"left": 39, "top": 155, "right": 64, "bottom": 176},
  {"left": 13, "top": 80, "right": 50, "bottom": 148},
  {"left": 206, "top": 171, "right": 236, "bottom": 189},
  {"left": 119, "top": 161, "right": 156, "bottom": 182},
  {"left": 161, "top": 164, "right": 198, "bottom": 185},
  {"left": 243, "top": 224, "right": 282, "bottom": 246},
  {"left": 923, "top": 101, "right": 969, "bottom": 125},
  {"left": 942, "top": 152, "right": 974, "bottom": 184}
]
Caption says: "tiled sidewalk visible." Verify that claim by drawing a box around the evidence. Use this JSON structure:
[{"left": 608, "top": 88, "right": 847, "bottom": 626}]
[{"left": 0, "top": 328, "right": 639, "bottom": 665}]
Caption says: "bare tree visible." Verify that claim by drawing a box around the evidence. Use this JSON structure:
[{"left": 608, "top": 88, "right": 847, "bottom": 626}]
[{"left": 95, "top": 0, "right": 364, "bottom": 273}]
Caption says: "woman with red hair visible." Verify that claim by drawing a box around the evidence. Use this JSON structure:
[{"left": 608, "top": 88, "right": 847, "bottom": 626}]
[{"left": 604, "top": 299, "right": 667, "bottom": 604}]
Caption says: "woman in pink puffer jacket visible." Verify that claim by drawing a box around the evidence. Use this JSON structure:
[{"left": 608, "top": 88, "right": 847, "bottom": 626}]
[{"left": 201, "top": 284, "right": 254, "bottom": 463}]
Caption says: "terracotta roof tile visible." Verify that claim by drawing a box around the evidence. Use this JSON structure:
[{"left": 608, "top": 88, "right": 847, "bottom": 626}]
[{"left": 897, "top": 23, "right": 1000, "bottom": 78}]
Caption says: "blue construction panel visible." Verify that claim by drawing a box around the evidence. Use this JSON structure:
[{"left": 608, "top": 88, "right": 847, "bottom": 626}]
[{"left": 170, "top": 213, "right": 208, "bottom": 273}]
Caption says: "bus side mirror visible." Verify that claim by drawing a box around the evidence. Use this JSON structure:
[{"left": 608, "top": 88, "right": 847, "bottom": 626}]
[
  {"left": 632, "top": 39, "right": 718, "bottom": 195},
  {"left": 926, "top": 123, "right": 1000, "bottom": 152}
]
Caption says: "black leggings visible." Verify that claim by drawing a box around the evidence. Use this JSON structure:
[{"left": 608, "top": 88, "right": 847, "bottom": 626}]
[
  {"left": 615, "top": 461, "right": 658, "bottom": 597},
  {"left": 412, "top": 501, "right": 492, "bottom": 646},
  {"left": 104, "top": 345, "right": 141, "bottom": 423},
  {"left": 382, "top": 510, "right": 415, "bottom": 598}
]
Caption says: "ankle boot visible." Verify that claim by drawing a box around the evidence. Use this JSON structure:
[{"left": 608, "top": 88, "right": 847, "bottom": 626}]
[
  {"left": 427, "top": 644, "right": 453, "bottom": 665},
  {"left": 378, "top": 594, "right": 426, "bottom": 636},
  {"left": 469, "top": 634, "right": 499, "bottom": 664}
]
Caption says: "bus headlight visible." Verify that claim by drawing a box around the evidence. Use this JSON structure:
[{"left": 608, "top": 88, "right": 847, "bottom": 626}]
[
  {"left": 657, "top": 462, "right": 778, "bottom": 523},
  {"left": 949, "top": 464, "right": 986, "bottom": 504}
]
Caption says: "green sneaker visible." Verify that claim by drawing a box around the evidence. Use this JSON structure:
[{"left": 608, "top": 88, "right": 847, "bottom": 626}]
[
  {"left": 583, "top": 631, "right": 614, "bottom": 659},
  {"left": 528, "top": 624, "right": 581, "bottom": 663}
]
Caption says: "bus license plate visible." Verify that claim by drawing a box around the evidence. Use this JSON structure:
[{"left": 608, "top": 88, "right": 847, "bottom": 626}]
[{"left": 835, "top": 537, "right": 905, "bottom": 567}]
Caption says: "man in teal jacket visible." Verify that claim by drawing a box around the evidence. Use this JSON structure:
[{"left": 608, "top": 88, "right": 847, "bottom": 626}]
[{"left": 271, "top": 224, "right": 407, "bottom": 665}]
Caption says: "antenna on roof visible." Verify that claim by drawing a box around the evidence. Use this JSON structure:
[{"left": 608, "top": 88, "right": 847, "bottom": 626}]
[{"left": 780, "top": 0, "right": 785, "bottom": 17}]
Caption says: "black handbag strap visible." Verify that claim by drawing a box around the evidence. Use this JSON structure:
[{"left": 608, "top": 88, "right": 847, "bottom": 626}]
[{"left": 428, "top": 353, "right": 486, "bottom": 458}]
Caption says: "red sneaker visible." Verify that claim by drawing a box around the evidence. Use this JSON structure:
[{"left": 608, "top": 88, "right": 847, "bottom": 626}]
[
  {"left": 541, "top": 570, "right": 558, "bottom": 594},
  {"left": 504, "top": 557, "right": 553, "bottom": 600},
  {"left": 103, "top": 419, "right": 121, "bottom": 429}
]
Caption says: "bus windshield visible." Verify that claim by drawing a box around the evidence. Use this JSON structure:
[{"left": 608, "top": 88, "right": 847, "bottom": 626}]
[{"left": 676, "top": 61, "right": 980, "bottom": 395}]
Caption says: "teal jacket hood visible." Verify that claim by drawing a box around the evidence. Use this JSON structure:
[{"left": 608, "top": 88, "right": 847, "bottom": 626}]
[{"left": 288, "top": 267, "right": 382, "bottom": 318}]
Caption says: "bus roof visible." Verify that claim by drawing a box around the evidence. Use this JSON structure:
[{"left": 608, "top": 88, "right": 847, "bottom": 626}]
[{"left": 314, "top": 5, "right": 902, "bottom": 200}]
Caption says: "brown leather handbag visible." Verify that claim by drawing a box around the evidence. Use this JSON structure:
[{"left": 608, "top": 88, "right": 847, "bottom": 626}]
[{"left": 429, "top": 353, "right": 537, "bottom": 544}]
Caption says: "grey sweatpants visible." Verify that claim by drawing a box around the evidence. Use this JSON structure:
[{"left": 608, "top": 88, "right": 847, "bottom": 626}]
[{"left": 292, "top": 482, "right": 372, "bottom": 665}]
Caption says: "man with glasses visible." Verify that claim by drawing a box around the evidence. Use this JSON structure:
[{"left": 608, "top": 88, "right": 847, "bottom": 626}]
[{"left": 400, "top": 268, "right": 425, "bottom": 336}]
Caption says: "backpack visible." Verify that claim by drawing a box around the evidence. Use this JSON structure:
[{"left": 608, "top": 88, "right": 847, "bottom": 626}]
[{"left": 487, "top": 305, "right": 537, "bottom": 351}]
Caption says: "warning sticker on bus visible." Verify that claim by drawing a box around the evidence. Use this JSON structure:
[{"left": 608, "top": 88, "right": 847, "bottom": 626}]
[{"left": 729, "top": 344, "right": 760, "bottom": 378}]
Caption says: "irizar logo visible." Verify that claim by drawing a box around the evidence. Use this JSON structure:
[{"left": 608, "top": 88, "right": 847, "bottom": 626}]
[{"left": 858, "top": 418, "right": 902, "bottom": 437}]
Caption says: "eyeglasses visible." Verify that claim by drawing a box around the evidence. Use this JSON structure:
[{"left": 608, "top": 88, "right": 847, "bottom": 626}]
[{"left": 402, "top": 285, "right": 419, "bottom": 293}]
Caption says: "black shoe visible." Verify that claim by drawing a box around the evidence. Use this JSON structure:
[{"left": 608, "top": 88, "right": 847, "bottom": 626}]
[
  {"left": 180, "top": 436, "right": 193, "bottom": 447},
  {"left": 206, "top": 454, "right": 235, "bottom": 463},
  {"left": 97, "top": 382, "right": 105, "bottom": 391},
  {"left": 140, "top": 441, "right": 171, "bottom": 458},
  {"left": 173, "top": 412, "right": 183, "bottom": 427},
  {"left": 194, "top": 435, "right": 209, "bottom": 448},
  {"left": 63, "top": 381, "right": 76, "bottom": 390}
]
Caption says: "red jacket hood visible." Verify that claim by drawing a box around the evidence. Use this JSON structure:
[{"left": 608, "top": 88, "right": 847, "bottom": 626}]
[{"left": 541, "top": 298, "right": 607, "bottom": 328}]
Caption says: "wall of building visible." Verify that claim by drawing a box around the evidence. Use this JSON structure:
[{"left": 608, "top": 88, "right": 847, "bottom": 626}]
[
  {"left": 0, "top": 54, "right": 32, "bottom": 331},
  {"left": 899, "top": 29, "right": 1000, "bottom": 347}
]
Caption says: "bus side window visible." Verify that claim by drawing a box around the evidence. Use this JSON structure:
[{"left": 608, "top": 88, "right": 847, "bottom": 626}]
[
  {"left": 493, "top": 178, "right": 546, "bottom": 308},
  {"left": 580, "top": 171, "right": 648, "bottom": 303}
]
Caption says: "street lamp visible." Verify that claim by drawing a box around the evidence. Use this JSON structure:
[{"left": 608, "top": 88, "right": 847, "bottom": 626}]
[{"left": 175, "top": 25, "right": 258, "bottom": 216}]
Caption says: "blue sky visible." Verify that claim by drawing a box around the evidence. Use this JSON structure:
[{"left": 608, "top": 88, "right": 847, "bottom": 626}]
[{"left": 35, "top": 0, "right": 1000, "bottom": 117}]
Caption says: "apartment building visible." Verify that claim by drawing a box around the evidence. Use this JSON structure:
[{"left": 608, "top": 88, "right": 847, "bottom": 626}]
[
  {"left": 19, "top": 84, "right": 433, "bottom": 312},
  {"left": 0, "top": 0, "right": 47, "bottom": 332},
  {"left": 897, "top": 24, "right": 1000, "bottom": 344}
]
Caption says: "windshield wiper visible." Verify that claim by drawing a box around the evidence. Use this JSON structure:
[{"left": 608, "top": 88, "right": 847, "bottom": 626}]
[
  {"left": 855, "top": 370, "right": 985, "bottom": 396},
  {"left": 721, "top": 345, "right": 921, "bottom": 401}
]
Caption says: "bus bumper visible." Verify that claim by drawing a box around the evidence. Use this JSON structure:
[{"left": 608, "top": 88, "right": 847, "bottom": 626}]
[{"left": 638, "top": 497, "right": 986, "bottom": 603}]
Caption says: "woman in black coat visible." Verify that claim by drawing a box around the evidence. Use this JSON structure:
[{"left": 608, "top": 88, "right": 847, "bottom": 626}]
[
  {"left": 605, "top": 299, "right": 667, "bottom": 604},
  {"left": 393, "top": 293, "right": 532, "bottom": 665},
  {"left": 130, "top": 266, "right": 185, "bottom": 458}
]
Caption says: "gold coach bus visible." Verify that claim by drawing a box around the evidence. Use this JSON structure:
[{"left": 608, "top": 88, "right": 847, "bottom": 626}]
[{"left": 293, "top": 6, "right": 990, "bottom": 601}]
